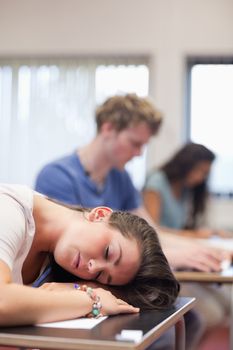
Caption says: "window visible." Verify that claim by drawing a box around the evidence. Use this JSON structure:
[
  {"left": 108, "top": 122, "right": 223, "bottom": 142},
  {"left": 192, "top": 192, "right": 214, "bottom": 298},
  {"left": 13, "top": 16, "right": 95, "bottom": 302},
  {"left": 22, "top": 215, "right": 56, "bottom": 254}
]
[
  {"left": 187, "top": 58, "right": 233, "bottom": 195},
  {"left": 0, "top": 57, "right": 149, "bottom": 189}
]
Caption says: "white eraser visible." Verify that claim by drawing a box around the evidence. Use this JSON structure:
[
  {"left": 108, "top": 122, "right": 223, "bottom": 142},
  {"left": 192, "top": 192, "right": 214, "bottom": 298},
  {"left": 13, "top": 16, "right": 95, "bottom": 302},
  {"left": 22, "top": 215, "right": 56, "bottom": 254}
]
[
  {"left": 116, "top": 329, "right": 143, "bottom": 342},
  {"left": 221, "top": 259, "right": 231, "bottom": 271}
]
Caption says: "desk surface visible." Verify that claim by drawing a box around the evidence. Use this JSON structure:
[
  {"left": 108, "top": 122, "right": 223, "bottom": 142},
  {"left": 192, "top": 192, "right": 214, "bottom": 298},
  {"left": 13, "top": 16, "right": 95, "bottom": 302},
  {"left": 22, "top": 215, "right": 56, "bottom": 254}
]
[
  {"left": 175, "top": 266, "right": 233, "bottom": 283},
  {"left": 0, "top": 297, "right": 195, "bottom": 350}
]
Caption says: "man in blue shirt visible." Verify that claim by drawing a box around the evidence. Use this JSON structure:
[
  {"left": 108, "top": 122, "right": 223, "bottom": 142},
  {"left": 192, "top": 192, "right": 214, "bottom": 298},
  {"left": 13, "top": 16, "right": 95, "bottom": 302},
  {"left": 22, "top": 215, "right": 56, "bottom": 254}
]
[{"left": 35, "top": 94, "right": 159, "bottom": 211}]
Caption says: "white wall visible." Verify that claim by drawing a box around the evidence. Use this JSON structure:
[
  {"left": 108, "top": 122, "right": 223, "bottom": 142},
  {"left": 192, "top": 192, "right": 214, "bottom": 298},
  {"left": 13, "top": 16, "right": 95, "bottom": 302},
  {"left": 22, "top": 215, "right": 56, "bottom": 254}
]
[{"left": 1, "top": 0, "right": 233, "bottom": 225}]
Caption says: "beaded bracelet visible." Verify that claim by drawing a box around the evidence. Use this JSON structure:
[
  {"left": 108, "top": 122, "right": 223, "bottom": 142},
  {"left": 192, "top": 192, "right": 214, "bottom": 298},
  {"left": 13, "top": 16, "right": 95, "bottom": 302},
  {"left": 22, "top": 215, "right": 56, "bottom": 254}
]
[{"left": 74, "top": 283, "right": 102, "bottom": 318}]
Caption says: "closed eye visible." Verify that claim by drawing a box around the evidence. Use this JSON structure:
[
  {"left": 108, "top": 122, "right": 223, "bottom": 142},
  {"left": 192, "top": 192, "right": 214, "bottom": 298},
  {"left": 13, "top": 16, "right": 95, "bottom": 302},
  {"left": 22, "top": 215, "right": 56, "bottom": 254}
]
[
  {"left": 105, "top": 246, "right": 109, "bottom": 260},
  {"left": 95, "top": 270, "right": 102, "bottom": 280},
  {"left": 94, "top": 246, "right": 109, "bottom": 281}
]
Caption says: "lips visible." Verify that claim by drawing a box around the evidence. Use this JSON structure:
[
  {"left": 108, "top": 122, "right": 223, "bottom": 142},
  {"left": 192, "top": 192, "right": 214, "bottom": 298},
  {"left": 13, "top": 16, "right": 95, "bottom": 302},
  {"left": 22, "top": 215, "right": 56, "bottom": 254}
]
[{"left": 71, "top": 252, "right": 80, "bottom": 270}]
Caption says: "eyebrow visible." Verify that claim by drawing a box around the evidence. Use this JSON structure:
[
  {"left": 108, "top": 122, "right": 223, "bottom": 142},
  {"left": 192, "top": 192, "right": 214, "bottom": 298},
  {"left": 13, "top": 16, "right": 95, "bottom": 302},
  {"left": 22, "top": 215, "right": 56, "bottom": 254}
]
[{"left": 107, "top": 244, "right": 122, "bottom": 284}]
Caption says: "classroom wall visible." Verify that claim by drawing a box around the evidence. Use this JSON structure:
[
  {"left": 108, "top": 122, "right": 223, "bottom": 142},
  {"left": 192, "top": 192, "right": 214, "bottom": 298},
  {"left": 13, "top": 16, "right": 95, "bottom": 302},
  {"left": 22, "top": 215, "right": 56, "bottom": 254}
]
[{"left": 1, "top": 0, "right": 233, "bottom": 226}]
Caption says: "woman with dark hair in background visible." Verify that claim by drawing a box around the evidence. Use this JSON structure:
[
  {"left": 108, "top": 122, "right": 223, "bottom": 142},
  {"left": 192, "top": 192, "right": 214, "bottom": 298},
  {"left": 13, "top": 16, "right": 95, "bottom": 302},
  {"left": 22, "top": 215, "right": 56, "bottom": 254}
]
[{"left": 144, "top": 142, "right": 223, "bottom": 237}]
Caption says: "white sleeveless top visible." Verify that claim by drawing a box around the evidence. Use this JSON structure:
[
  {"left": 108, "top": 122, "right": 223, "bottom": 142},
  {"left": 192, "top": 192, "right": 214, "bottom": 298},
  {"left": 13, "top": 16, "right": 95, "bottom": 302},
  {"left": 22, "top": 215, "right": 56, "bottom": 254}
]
[{"left": 0, "top": 184, "right": 35, "bottom": 283}]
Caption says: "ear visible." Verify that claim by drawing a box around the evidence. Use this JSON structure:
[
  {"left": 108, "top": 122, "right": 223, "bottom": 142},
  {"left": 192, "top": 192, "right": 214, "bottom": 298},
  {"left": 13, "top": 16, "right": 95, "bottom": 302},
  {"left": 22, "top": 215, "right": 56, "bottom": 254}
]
[
  {"left": 87, "top": 206, "right": 113, "bottom": 222},
  {"left": 100, "top": 122, "right": 117, "bottom": 136}
]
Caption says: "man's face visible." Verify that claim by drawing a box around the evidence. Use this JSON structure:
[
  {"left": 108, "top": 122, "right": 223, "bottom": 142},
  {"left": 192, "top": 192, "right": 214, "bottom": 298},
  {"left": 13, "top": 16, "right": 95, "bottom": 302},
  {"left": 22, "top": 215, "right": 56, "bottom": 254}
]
[{"left": 105, "top": 122, "right": 152, "bottom": 169}]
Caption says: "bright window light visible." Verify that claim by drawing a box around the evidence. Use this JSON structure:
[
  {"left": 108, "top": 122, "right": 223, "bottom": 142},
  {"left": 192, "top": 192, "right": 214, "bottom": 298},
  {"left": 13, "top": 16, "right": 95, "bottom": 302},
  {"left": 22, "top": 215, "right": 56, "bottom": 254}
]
[{"left": 190, "top": 64, "right": 233, "bottom": 194}]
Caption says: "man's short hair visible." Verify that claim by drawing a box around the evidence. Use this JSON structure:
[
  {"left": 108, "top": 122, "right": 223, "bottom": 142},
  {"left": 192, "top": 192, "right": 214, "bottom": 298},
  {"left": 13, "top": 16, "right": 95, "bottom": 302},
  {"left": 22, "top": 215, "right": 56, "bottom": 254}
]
[{"left": 95, "top": 94, "right": 163, "bottom": 135}]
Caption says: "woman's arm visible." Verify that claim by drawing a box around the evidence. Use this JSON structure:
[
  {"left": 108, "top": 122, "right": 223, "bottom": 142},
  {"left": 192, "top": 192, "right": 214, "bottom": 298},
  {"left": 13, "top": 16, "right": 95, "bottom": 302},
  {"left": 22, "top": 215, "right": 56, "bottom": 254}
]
[
  {"left": 143, "top": 190, "right": 161, "bottom": 223},
  {"left": 143, "top": 189, "right": 214, "bottom": 238},
  {"left": 0, "top": 261, "right": 138, "bottom": 327}
]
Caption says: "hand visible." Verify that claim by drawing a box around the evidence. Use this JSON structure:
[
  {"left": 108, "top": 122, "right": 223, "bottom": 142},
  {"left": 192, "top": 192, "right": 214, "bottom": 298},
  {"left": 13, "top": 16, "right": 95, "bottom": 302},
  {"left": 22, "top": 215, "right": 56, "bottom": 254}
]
[
  {"left": 39, "top": 282, "right": 75, "bottom": 291},
  {"left": 216, "top": 229, "right": 233, "bottom": 238},
  {"left": 163, "top": 235, "right": 231, "bottom": 272},
  {"left": 94, "top": 288, "right": 139, "bottom": 316},
  {"left": 196, "top": 228, "right": 233, "bottom": 238},
  {"left": 179, "top": 242, "right": 231, "bottom": 272},
  {"left": 38, "top": 283, "right": 139, "bottom": 316},
  {"left": 196, "top": 228, "right": 214, "bottom": 238}
]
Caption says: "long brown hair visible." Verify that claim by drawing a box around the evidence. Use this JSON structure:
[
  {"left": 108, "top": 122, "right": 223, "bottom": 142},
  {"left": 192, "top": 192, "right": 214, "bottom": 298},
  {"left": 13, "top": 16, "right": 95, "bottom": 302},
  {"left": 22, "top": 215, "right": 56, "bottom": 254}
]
[
  {"left": 48, "top": 201, "right": 179, "bottom": 310},
  {"left": 161, "top": 142, "right": 215, "bottom": 228},
  {"left": 108, "top": 211, "right": 180, "bottom": 310}
]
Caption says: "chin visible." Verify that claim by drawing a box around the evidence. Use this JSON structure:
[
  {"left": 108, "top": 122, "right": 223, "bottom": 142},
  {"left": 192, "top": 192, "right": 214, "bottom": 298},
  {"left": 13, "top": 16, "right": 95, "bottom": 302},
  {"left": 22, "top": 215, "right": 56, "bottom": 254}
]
[{"left": 118, "top": 161, "right": 128, "bottom": 170}]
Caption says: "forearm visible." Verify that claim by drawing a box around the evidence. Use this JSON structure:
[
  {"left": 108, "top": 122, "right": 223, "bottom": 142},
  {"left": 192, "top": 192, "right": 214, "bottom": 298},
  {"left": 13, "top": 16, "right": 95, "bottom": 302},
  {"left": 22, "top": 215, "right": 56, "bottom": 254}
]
[
  {"left": 158, "top": 225, "right": 216, "bottom": 239},
  {"left": 133, "top": 209, "right": 195, "bottom": 238},
  {"left": 157, "top": 231, "right": 185, "bottom": 268},
  {"left": 0, "top": 283, "right": 92, "bottom": 326}
]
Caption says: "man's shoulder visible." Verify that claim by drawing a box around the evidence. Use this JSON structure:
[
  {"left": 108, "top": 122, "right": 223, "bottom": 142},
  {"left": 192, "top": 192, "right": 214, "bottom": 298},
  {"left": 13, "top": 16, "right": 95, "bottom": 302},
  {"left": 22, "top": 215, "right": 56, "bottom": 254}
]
[
  {"left": 35, "top": 152, "right": 82, "bottom": 186},
  {"left": 109, "top": 168, "right": 132, "bottom": 181},
  {"left": 41, "top": 152, "right": 81, "bottom": 173},
  {"left": 46, "top": 152, "right": 77, "bottom": 166}
]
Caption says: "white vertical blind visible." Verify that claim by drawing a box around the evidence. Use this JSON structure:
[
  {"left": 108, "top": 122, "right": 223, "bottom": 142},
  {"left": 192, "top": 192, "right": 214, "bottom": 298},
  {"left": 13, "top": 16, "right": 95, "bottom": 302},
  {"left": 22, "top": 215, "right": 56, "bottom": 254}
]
[{"left": 0, "top": 58, "right": 149, "bottom": 189}]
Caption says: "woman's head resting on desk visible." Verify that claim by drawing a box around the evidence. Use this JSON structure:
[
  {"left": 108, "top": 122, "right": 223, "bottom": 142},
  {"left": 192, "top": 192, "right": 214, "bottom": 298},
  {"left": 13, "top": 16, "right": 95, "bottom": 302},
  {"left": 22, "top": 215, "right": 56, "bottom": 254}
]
[{"left": 47, "top": 203, "right": 180, "bottom": 310}]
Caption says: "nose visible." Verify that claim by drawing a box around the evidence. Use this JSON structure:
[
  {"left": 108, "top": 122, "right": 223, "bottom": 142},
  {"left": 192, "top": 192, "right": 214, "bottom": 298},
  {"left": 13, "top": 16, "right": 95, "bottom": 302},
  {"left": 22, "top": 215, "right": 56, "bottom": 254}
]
[{"left": 88, "top": 259, "right": 105, "bottom": 274}]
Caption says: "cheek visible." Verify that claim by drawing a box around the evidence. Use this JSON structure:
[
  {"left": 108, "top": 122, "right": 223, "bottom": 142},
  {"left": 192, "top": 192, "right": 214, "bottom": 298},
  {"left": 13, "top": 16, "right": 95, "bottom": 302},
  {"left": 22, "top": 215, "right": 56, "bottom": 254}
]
[
  {"left": 53, "top": 241, "right": 67, "bottom": 267},
  {"left": 113, "top": 143, "right": 129, "bottom": 159},
  {"left": 82, "top": 234, "right": 106, "bottom": 259},
  {"left": 119, "top": 140, "right": 133, "bottom": 155},
  {"left": 186, "top": 171, "right": 197, "bottom": 184},
  {"left": 189, "top": 175, "right": 203, "bottom": 187},
  {"left": 53, "top": 234, "right": 75, "bottom": 268},
  {"left": 194, "top": 171, "right": 205, "bottom": 182}
]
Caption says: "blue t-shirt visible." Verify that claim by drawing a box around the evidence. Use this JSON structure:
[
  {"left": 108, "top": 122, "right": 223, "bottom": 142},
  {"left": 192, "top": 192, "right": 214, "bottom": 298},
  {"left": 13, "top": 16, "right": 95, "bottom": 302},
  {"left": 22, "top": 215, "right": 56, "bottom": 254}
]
[
  {"left": 35, "top": 152, "right": 141, "bottom": 211},
  {"left": 144, "top": 170, "right": 189, "bottom": 229}
]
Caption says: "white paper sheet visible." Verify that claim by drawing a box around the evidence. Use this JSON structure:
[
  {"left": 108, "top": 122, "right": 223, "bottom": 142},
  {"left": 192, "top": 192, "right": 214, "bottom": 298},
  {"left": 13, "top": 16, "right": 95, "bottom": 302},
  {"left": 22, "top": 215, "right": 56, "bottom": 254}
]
[
  {"left": 207, "top": 236, "right": 233, "bottom": 252},
  {"left": 37, "top": 316, "right": 107, "bottom": 329},
  {"left": 222, "top": 265, "right": 233, "bottom": 276}
]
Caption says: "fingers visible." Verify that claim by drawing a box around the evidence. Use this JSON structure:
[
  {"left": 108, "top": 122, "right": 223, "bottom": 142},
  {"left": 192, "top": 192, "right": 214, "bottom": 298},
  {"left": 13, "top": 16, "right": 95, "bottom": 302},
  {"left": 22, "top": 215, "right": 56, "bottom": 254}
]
[
  {"left": 118, "top": 304, "right": 140, "bottom": 314},
  {"left": 89, "top": 288, "right": 139, "bottom": 316},
  {"left": 207, "top": 248, "right": 232, "bottom": 268},
  {"left": 187, "top": 246, "right": 231, "bottom": 272},
  {"left": 116, "top": 299, "right": 139, "bottom": 313},
  {"left": 116, "top": 299, "right": 128, "bottom": 305},
  {"left": 217, "top": 230, "right": 233, "bottom": 238},
  {"left": 188, "top": 258, "right": 218, "bottom": 272},
  {"left": 197, "top": 229, "right": 213, "bottom": 238}
]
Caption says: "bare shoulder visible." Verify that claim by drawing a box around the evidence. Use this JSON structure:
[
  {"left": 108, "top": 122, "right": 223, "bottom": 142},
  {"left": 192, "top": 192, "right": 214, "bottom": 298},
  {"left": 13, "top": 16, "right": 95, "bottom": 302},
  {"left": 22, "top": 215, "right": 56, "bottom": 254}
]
[{"left": 0, "top": 259, "right": 12, "bottom": 284}]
